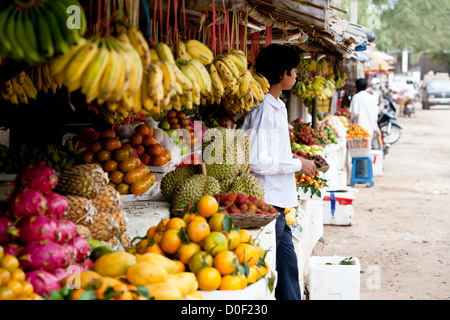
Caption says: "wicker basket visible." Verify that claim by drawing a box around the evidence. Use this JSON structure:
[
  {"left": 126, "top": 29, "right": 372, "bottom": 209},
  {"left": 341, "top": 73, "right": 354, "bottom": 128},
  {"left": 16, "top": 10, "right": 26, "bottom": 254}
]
[{"left": 228, "top": 212, "right": 280, "bottom": 229}]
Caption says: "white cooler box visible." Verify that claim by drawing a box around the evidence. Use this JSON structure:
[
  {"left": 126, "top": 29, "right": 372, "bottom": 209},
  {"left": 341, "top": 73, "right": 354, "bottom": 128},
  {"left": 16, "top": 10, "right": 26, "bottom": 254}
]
[
  {"left": 309, "top": 256, "right": 360, "bottom": 300},
  {"left": 370, "top": 150, "right": 384, "bottom": 176},
  {"left": 323, "top": 190, "right": 356, "bottom": 226}
]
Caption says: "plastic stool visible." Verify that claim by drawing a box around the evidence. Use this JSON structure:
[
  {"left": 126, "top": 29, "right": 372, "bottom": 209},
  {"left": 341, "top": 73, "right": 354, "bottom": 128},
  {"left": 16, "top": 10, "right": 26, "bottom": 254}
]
[{"left": 350, "top": 157, "right": 374, "bottom": 187}]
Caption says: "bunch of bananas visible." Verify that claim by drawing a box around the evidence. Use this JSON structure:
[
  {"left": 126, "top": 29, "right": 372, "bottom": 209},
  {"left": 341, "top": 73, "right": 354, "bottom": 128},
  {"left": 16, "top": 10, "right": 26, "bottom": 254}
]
[
  {"left": 29, "top": 63, "right": 62, "bottom": 95},
  {"left": 50, "top": 37, "right": 143, "bottom": 106},
  {"left": 316, "top": 58, "right": 328, "bottom": 75},
  {"left": 293, "top": 77, "right": 314, "bottom": 99},
  {"left": 0, "top": 0, "right": 86, "bottom": 64},
  {"left": 334, "top": 69, "right": 348, "bottom": 89},
  {"left": 300, "top": 58, "right": 317, "bottom": 73},
  {"left": 293, "top": 76, "right": 336, "bottom": 101},
  {"left": 0, "top": 71, "right": 37, "bottom": 106}
]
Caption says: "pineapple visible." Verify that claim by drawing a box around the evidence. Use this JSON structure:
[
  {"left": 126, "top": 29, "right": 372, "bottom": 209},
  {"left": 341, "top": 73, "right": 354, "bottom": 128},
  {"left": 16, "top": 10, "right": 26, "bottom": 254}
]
[
  {"left": 84, "top": 211, "right": 118, "bottom": 241},
  {"left": 64, "top": 195, "right": 97, "bottom": 224},
  {"left": 56, "top": 164, "right": 109, "bottom": 199},
  {"left": 75, "top": 224, "right": 92, "bottom": 238},
  {"left": 111, "top": 209, "right": 129, "bottom": 234},
  {"left": 92, "top": 185, "right": 121, "bottom": 215}
]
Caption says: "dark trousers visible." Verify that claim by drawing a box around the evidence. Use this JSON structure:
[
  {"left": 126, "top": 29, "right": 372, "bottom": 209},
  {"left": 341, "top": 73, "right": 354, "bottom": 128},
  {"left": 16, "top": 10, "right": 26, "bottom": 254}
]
[{"left": 273, "top": 206, "right": 301, "bottom": 300}]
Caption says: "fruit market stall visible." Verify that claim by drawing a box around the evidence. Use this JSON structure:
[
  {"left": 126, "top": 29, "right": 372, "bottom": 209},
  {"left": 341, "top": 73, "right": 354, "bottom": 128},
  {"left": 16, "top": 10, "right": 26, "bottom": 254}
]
[{"left": 0, "top": 0, "right": 375, "bottom": 301}]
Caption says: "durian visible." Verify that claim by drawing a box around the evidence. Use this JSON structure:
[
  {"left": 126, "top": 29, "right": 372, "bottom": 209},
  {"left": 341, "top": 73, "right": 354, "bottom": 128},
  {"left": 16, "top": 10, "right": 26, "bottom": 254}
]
[
  {"left": 171, "top": 174, "right": 221, "bottom": 210},
  {"left": 228, "top": 173, "right": 265, "bottom": 200},
  {"left": 161, "top": 165, "right": 199, "bottom": 201}
]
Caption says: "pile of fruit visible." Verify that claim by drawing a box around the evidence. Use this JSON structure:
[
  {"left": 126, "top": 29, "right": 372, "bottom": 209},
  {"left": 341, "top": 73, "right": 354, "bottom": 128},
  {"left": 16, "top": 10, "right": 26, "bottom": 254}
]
[
  {"left": 290, "top": 119, "right": 321, "bottom": 146},
  {"left": 1, "top": 163, "right": 94, "bottom": 298},
  {"left": 0, "top": 0, "right": 86, "bottom": 65},
  {"left": 316, "top": 124, "right": 337, "bottom": 145},
  {"left": 76, "top": 127, "right": 158, "bottom": 195},
  {"left": 54, "top": 163, "right": 131, "bottom": 249},
  {"left": 212, "top": 193, "right": 278, "bottom": 215},
  {"left": 130, "top": 195, "right": 270, "bottom": 293},
  {"left": 0, "top": 245, "right": 38, "bottom": 300},
  {"left": 347, "top": 124, "right": 371, "bottom": 139},
  {"left": 296, "top": 172, "right": 328, "bottom": 198},
  {"left": 321, "top": 115, "right": 348, "bottom": 139}
]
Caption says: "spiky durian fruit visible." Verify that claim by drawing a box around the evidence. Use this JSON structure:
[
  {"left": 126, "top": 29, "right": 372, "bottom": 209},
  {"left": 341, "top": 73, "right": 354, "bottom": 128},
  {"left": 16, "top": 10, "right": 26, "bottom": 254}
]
[
  {"left": 161, "top": 165, "right": 199, "bottom": 201},
  {"left": 171, "top": 174, "right": 221, "bottom": 210},
  {"left": 228, "top": 173, "right": 265, "bottom": 200}
]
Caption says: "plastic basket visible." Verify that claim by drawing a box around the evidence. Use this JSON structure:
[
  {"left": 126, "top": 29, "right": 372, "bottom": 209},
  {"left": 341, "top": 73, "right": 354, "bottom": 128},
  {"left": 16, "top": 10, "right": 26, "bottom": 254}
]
[{"left": 347, "top": 137, "right": 371, "bottom": 149}]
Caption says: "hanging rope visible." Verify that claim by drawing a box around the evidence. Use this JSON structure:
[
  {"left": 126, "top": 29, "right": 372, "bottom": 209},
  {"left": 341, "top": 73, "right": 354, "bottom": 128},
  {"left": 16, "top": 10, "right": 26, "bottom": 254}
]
[{"left": 166, "top": 0, "right": 171, "bottom": 44}]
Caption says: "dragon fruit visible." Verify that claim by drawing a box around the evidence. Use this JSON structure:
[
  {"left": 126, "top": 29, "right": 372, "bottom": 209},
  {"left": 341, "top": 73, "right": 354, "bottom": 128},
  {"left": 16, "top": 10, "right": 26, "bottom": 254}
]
[
  {"left": 2, "top": 243, "right": 21, "bottom": 256},
  {"left": 20, "top": 162, "right": 59, "bottom": 194},
  {"left": 18, "top": 216, "right": 61, "bottom": 244},
  {"left": 56, "top": 219, "right": 78, "bottom": 243},
  {"left": 45, "top": 192, "right": 68, "bottom": 219},
  {"left": 62, "top": 242, "right": 77, "bottom": 264},
  {"left": 18, "top": 240, "right": 71, "bottom": 272},
  {"left": 72, "top": 236, "right": 92, "bottom": 262},
  {"left": 26, "top": 269, "right": 61, "bottom": 297},
  {"left": 0, "top": 216, "right": 18, "bottom": 244},
  {"left": 11, "top": 189, "right": 48, "bottom": 219},
  {"left": 52, "top": 262, "right": 91, "bottom": 282}
]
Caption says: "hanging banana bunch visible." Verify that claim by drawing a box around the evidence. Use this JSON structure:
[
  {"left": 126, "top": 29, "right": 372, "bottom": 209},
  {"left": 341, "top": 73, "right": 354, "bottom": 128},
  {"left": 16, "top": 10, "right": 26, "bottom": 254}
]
[{"left": 0, "top": 71, "right": 38, "bottom": 106}]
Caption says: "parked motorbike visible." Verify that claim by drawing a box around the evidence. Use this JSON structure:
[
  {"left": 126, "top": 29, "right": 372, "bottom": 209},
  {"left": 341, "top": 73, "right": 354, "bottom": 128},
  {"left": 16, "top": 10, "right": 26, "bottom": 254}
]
[{"left": 380, "top": 94, "right": 402, "bottom": 145}]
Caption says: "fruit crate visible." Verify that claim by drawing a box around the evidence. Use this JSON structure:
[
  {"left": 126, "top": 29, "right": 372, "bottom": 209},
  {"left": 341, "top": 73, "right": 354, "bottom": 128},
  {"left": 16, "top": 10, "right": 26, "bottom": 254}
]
[{"left": 347, "top": 137, "right": 371, "bottom": 158}]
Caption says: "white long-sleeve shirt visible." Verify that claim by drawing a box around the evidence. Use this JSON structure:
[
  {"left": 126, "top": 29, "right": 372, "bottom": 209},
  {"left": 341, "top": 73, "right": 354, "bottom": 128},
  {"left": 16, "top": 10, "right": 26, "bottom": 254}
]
[
  {"left": 349, "top": 90, "right": 379, "bottom": 137},
  {"left": 242, "top": 93, "right": 302, "bottom": 208}
]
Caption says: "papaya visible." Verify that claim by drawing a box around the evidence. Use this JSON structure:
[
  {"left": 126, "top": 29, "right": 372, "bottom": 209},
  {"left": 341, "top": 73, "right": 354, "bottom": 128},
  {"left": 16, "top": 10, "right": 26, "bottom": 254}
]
[
  {"left": 145, "top": 282, "right": 182, "bottom": 300},
  {"left": 135, "top": 252, "right": 177, "bottom": 274},
  {"left": 126, "top": 261, "right": 168, "bottom": 286}
]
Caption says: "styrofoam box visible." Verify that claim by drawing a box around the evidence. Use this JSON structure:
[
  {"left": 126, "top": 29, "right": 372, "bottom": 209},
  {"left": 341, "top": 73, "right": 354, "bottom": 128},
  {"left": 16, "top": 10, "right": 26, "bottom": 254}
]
[
  {"left": 370, "top": 150, "right": 384, "bottom": 176},
  {"left": 309, "top": 256, "right": 360, "bottom": 300},
  {"left": 322, "top": 189, "right": 356, "bottom": 226}
]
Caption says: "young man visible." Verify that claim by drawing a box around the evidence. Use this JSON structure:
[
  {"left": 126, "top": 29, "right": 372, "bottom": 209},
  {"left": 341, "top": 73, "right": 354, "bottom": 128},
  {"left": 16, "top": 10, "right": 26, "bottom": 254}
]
[{"left": 242, "top": 44, "right": 316, "bottom": 300}]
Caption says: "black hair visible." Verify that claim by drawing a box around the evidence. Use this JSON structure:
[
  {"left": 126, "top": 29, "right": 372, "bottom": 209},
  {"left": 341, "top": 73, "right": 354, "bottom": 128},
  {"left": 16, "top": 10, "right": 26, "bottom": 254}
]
[
  {"left": 355, "top": 78, "right": 368, "bottom": 92},
  {"left": 255, "top": 44, "right": 300, "bottom": 85}
]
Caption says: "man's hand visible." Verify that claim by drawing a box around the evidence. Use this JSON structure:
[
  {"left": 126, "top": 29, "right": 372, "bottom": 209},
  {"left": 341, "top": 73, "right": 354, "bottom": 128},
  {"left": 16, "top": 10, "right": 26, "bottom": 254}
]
[{"left": 299, "top": 158, "right": 316, "bottom": 177}]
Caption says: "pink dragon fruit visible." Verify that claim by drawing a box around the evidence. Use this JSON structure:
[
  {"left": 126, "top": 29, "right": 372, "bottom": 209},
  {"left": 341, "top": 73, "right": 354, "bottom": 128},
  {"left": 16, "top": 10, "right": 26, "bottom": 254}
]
[
  {"left": 18, "top": 216, "right": 61, "bottom": 244},
  {"left": 56, "top": 219, "right": 78, "bottom": 243},
  {"left": 52, "top": 262, "right": 90, "bottom": 282},
  {"left": 2, "top": 243, "right": 21, "bottom": 256},
  {"left": 26, "top": 269, "right": 61, "bottom": 297},
  {"left": 11, "top": 189, "right": 48, "bottom": 219},
  {"left": 72, "top": 236, "right": 92, "bottom": 262},
  {"left": 18, "top": 240, "right": 71, "bottom": 272},
  {"left": 20, "top": 162, "right": 59, "bottom": 194},
  {"left": 82, "top": 258, "right": 94, "bottom": 270},
  {"left": 0, "top": 216, "right": 18, "bottom": 244},
  {"left": 62, "top": 242, "right": 77, "bottom": 264},
  {"left": 45, "top": 192, "right": 68, "bottom": 219}
]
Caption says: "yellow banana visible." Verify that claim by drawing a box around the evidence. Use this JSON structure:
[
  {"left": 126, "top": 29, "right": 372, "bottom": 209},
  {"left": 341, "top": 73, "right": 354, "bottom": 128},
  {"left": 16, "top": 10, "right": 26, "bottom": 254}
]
[
  {"left": 141, "top": 71, "right": 154, "bottom": 112},
  {"left": 146, "top": 63, "right": 165, "bottom": 107},
  {"left": 155, "top": 42, "right": 175, "bottom": 64},
  {"left": 207, "top": 63, "right": 225, "bottom": 97},
  {"left": 4, "top": 80, "right": 13, "bottom": 96},
  {"left": 42, "top": 64, "right": 52, "bottom": 90},
  {"left": 108, "top": 48, "right": 129, "bottom": 101},
  {"left": 22, "top": 74, "right": 37, "bottom": 100},
  {"left": 81, "top": 43, "right": 110, "bottom": 102},
  {"left": 64, "top": 40, "right": 99, "bottom": 92},
  {"left": 219, "top": 55, "right": 240, "bottom": 79},
  {"left": 11, "top": 76, "right": 20, "bottom": 93},
  {"left": 189, "top": 59, "right": 212, "bottom": 94},
  {"left": 238, "top": 70, "right": 251, "bottom": 98},
  {"left": 122, "top": 43, "right": 144, "bottom": 95},
  {"left": 185, "top": 39, "right": 213, "bottom": 65},
  {"left": 252, "top": 78, "right": 264, "bottom": 102},
  {"left": 50, "top": 38, "right": 88, "bottom": 76},
  {"left": 177, "top": 41, "right": 190, "bottom": 60},
  {"left": 153, "top": 59, "right": 176, "bottom": 106},
  {"left": 16, "top": 86, "right": 28, "bottom": 104},
  {"left": 215, "top": 59, "right": 234, "bottom": 85},
  {"left": 133, "top": 85, "right": 142, "bottom": 114},
  {"left": 227, "top": 53, "right": 247, "bottom": 75},
  {"left": 9, "top": 93, "right": 19, "bottom": 106},
  {"left": 252, "top": 72, "right": 270, "bottom": 93},
  {"left": 127, "top": 26, "right": 151, "bottom": 69},
  {"left": 97, "top": 45, "right": 121, "bottom": 101},
  {"left": 173, "top": 64, "right": 193, "bottom": 92}
]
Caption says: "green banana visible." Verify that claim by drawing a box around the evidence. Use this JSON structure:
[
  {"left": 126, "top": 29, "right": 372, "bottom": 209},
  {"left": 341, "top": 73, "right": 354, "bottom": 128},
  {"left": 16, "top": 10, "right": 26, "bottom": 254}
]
[
  {"left": 34, "top": 4, "right": 55, "bottom": 59},
  {"left": 5, "top": 8, "right": 25, "bottom": 61},
  {"left": 0, "top": 5, "right": 14, "bottom": 54},
  {"left": 45, "top": 0, "right": 80, "bottom": 46},
  {"left": 38, "top": 4, "right": 69, "bottom": 55},
  {"left": 15, "top": 8, "right": 42, "bottom": 64}
]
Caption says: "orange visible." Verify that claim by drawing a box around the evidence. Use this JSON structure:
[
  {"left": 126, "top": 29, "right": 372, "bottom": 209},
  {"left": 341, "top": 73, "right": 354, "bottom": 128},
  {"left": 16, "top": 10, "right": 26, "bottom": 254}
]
[
  {"left": 237, "top": 271, "right": 247, "bottom": 289},
  {"left": 246, "top": 266, "right": 261, "bottom": 284},
  {"left": 100, "top": 129, "right": 116, "bottom": 139},
  {"left": 21, "top": 281, "right": 33, "bottom": 296},
  {"left": 117, "top": 291, "right": 134, "bottom": 300},
  {"left": 254, "top": 243, "right": 265, "bottom": 259},
  {"left": 134, "top": 144, "right": 145, "bottom": 156},
  {"left": 238, "top": 229, "right": 253, "bottom": 244},
  {"left": 144, "top": 242, "right": 164, "bottom": 255},
  {"left": 96, "top": 149, "right": 111, "bottom": 162},
  {"left": 71, "top": 288, "right": 85, "bottom": 300},
  {"left": 130, "top": 133, "right": 143, "bottom": 146},
  {"left": 0, "top": 254, "right": 19, "bottom": 273},
  {"left": 177, "top": 242, "right": 201, "bottom": 265},
  {"left": 113, "top": 147, "right": 130, "bottom": 162},
  {"left": 201, "top": 231, "right": 228, "bottom": 256},
  {"left": 135, "top": 238, "right": 149, "bottom": 254},
  {"left": 186, "top": 216, "right": 210, "bottom": 243},
  {"left": 196, "top": 267, "right": 221, "bottom": 291},
  {"left": 160, "top": 229, "right": 182, "bottom": 255},
  {"left": 156, "top": 219, "right": 169, "bottom": 232},
  {"left": 234, "top": 243, "right": 259, "bottom": 266},
  {"left": 208, "top": 213, "right": 227, "bottom": 232},
  {"left": 165, "top": 217, "right": 186, "bottom": 231},
  {"left": 103, "top": 159, "right": 118, "bottom": 172},
  {"left": 146, "top": 226, "right": 157, "bottom": 240},
  {"left": 257, "top": 264, "right": 269, "bottom": 276},
  {"left": 109, "top": 170, "right": 124, "bottom": 184},
  {"left": 197, "top": 195, "right": 219, "bottom": 218},
  {"left": 152, "top": 231, "right": 164, "bottom": 244},
  {"left": 219, "top": 275, "right": 242, "bottom": 291},
  {"left": 223, "top": 230, "right": 240, "bottom": 251},
  {"left": 148, "top": 143, "right": 164, "bottom": 156},
  {"left": 213, "top": 251, "right": 237, "bottom": 276},
  {"left": 182, "top": 213, "right": 204, "bottom": 224},
  {"left": 142, "top": 135, "right": 157, "bottom": 147},
  {"left": 173, "top": 260, "right": 186, "bottom": 273},
  {"left": 7, "top": 279, "right": 23, "bottom": 296},
  {"left": 136, "top": 124, "right": 150, "bottom": 136},
  {"left": 0, "top": 287, "right": 14, "bottom": 300},
  {"left": 82, "top": 151, "right": 95, "bottom": 163},
  {"left": 95, "top": 287, "right": 106, "bottom": 300},
  {"left": 0, "top": 268, "right": 11, "bottom": 286},
  {"left": 188, "top": 251, "right": 213, "bottom": 274},
  {"left": 104, "top": 137, "right": 121, "bottom": 151}
]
